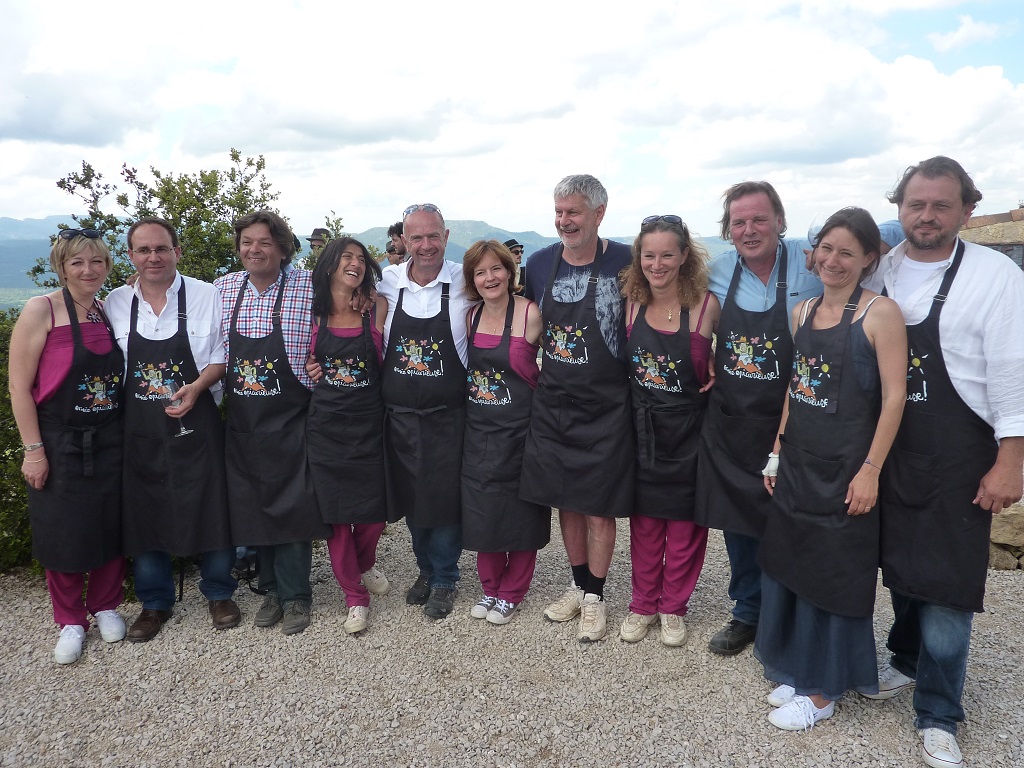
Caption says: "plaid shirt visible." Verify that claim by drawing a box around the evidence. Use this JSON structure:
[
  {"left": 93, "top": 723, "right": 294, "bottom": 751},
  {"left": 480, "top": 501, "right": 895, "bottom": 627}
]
[{"left": 214, "top": 265, "right": 315, "bottom": 390}]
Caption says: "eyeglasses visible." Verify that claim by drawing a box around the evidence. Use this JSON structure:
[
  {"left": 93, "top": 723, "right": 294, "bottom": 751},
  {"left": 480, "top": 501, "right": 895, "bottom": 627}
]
[
  {"left": 58, "top": 228, "right": 102, "bottom": 240},
  {"left": 510, "top": 248, "right": 524, "bottom": 255},
  {"left": 131, "top": 246, "right": 176, "bottom": 256},
  {"left": 403, "top": 203, "right": 443, "bottom": 219},
  {"left": 641, "top": 215, "right": 684, "bottom": 227}
]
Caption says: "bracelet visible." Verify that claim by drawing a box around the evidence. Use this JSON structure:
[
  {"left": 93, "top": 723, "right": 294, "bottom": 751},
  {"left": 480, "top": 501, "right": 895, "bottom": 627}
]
[
  {"left": 23, "top": 441, "right": 44, "bottom": 452},
  {"left": 23, "top": 456, "right": 47, "bottom": 464},
  {"left": 863, "top": 458, "right": 881, "bottom": 470}
]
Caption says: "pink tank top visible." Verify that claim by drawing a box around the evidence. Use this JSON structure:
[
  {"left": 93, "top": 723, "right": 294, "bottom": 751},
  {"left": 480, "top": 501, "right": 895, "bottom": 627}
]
[
  {"left": 471, "top": 303, "right": 540, "bottom": 388},
  {"left": 32, "top": 297, "right": 115, "bottom": 405},
  {"left": 626, "top": 293, "right": 713, "bottom": 386}
]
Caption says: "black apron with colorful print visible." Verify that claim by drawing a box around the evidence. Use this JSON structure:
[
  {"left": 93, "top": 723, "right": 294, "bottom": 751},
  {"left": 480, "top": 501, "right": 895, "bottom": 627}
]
[
  {"left": 225, "top": 273, "right": 328, "bottom": 545},
  {"left": 628, "top": 304, "right": 707, "bottom": 520},
  {"left": 694, "top": 248, "right": 792, "bottom": 537},
  {"left": 759, "top": 287, "right": 881, "bottom": 618},
  {"left": 306, "top": 310, "right": 390, "bottom": 525},
  {"left": 381, "top": 282, "right": 466, "bottom": 527},
  {"left": 29, "top": 289, "right": 124, "bottom": 572},
  {"left": 520, "top": 242, "right": 635, "bottom": 517},
  {"left": 462, "top": 298, "right": 551, "bottom": 552},
  {"left": 880, "top": 242, "right": 996, "bottom": 613},
  {"left": 122, "top": 282, "right": 232, "bottom": 555}
]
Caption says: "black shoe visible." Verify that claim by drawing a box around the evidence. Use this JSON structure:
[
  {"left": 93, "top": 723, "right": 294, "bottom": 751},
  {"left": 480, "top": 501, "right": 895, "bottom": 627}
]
[
  {"left": 708, "top": 618, "right": 757, "bottom": 656},
  {"left": 423, "top": 587, "right": 457, "bottom": 619},
  {"left": 406, "top": 574, "right": 431, "bottom": 605}
]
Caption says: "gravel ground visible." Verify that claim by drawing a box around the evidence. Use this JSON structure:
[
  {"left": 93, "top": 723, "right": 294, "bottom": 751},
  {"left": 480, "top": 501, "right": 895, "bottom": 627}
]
[{"left": 1, "top": 522, "right": 1022, "bottom": 768}]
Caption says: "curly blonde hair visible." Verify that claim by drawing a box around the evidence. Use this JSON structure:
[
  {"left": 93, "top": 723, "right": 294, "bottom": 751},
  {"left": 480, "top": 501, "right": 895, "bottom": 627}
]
[{"left": 621, "top": 218, "right": 709, "bottom": 308}]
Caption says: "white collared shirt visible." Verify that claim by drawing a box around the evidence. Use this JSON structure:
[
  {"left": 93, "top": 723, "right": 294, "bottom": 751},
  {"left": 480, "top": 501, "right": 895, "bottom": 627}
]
[
  {"left": 377, "top": 259, "right": 471, "bottom": 366},
  {"left": 864, "top": 239, "right": 1024, "bottom": 439},
  {"left": 106, "top": 273, "right": 227, "bottom": 402}
]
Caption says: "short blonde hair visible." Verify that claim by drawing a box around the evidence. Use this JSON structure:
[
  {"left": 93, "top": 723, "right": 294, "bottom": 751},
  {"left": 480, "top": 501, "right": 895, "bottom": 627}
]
[{"left": 50, "top": 234, "right": 113, "bottom": 286}]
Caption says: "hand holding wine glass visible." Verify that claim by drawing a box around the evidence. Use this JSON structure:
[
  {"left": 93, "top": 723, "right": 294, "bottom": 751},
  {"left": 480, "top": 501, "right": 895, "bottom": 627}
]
[{"left": 164, "top": 379, "right": 194, "bottom": 437}]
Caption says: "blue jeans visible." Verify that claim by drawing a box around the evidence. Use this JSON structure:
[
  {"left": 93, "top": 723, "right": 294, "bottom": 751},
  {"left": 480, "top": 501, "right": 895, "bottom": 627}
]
[
  {"left": 257, "top": 541, "right": 313, "bottom": 606},
  {"left": 408, "top": 523, "right": 462, "bottom": 589},
  {"left": 886, "top": 591, "right": 974, "bottom": 736},
  {"left": 724, "top": 531, "right": 761, "bottom": 626},
  {"left": 133, "top": 548, "right": 237, "bottom": 611}
]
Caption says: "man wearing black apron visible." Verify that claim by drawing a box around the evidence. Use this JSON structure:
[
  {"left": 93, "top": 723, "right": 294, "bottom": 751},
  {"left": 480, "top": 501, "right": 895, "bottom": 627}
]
[
  {"left": 106, "top": 218, "right": 238, "bottom": 642},
  {"left": 694, "top": 181, "right": 821, "bottom": 655},
  {"left": 520, "top": 175, "right": 634, "bottom": 643},
  {"left": 864, "top": 157, "right": 1024, "bottom": 768},
  {"left": 377, "top": 204, "right": 472, "bottom": 620},
  {"left": 214, "top": 210, "right": 329, "bottom": 636}
]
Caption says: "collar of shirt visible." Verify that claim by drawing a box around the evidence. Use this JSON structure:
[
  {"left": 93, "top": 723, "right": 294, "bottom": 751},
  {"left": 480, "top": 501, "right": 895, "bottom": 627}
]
[
  {"left": 881, "top": 239, "right": 958, "bottom": 309},
  {"left": 132, "top": 271, "right": 183, "bottom": 314},
  {"left": 244, "top": 263, "right": 293, "bottom": 296},
  {"left": 394, "top": 258, "right": 459, "bottom": 292}
]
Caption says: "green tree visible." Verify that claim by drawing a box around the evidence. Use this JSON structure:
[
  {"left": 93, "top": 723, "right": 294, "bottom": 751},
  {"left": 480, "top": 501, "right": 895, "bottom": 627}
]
[
  {"left": 0, "top": 309, "right": 32, "bottom": 570},
  {"left": 304, "top": 211, "right": 383, "bottom": 270}
]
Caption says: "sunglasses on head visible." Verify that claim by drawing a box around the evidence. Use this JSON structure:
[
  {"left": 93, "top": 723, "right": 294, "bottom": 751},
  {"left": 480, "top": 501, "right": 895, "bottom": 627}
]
[
  {"left": 403, "top": 203, "right": 443, "bottom": 219},
  {"left": 58, "top": 228, "right": 102, "bottom": 240},
  {"left": 641, "top": 215, "right": 684, "bottom": 227}
]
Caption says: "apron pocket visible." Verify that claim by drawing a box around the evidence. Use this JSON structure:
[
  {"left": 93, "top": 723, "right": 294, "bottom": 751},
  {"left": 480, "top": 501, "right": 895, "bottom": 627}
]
[
  {"left": 124, "top": 434, "right": 169, "bottom": 486},
  {"left": 883, "top": 447, "right": 940, "bottom": 512},
  {"left": 775, "top": 437, "right": 846, "bottom": 517}
]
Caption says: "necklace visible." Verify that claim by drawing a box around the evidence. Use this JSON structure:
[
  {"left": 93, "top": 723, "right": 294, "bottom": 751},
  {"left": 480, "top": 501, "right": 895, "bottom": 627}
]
[{"left": 72, "top": 297, "right": 104, "bottom": 323}]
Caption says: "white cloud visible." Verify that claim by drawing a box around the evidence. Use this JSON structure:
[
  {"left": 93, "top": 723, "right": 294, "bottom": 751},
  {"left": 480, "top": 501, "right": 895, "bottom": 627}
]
[{"left": 928, "top": 14, "right": 1004, "bottom": 52}]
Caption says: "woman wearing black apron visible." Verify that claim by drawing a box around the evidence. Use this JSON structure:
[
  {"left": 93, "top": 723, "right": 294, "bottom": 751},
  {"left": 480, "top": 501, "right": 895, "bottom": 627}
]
[
  {"left": 460, "top": 241, "right": 549, "bottom": 625},
  {"left": 306, "top": 238, "right": 392, "bottom": 635},
  {"left": 756, "top": 208, "right": 907, "bottom": 731},
  {"left": 619, "top": 216, "right": 720, "bottom": 647},
  {"left": 9, "top": 231, "right": 126, "bottom": 665}
]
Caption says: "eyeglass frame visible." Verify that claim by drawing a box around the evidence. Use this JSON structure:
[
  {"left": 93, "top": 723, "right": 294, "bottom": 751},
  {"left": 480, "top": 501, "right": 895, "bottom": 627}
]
[
  {"left": 58, "top": 228, "right": 102, "bottom": 240},
  {"left": 641, "top": 215, "right": 684, "bottom": 227},
  {"left": 403, "top": 203, "right": 443, "bottom": 220},
  {"left": 129, "top": 245, "right": 178, "bottom": 256}
]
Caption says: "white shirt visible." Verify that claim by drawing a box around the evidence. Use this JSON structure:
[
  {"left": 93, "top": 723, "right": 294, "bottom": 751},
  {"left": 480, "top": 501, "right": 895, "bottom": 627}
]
[
  {"left": 377, "top": 259, "right": 471, "bottom": 366},
  {"left": 106, "top": 273, "right": 227, "bottom": 403},
  {"left": 864, "top": 239, "right": 1024, "bottom": 440}
]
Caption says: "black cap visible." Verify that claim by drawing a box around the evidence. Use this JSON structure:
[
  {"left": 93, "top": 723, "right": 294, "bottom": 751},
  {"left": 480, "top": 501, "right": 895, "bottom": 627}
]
[
  {"left": 503, "top": 238, "right": 524, "bottom": 251},
  {"left": 306, "top": 227, "right": 331, "bottom": 243}
]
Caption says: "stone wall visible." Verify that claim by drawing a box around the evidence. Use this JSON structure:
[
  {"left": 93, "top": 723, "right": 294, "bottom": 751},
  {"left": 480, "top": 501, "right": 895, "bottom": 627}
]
[{"left": 990, "top": 504, "right": 1024, "bottom": 570}]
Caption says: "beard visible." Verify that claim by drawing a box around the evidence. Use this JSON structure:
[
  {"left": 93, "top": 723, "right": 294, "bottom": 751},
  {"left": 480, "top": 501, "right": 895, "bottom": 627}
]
[{"left": 906, "top": 224, "right": 957, "bottom": 252}]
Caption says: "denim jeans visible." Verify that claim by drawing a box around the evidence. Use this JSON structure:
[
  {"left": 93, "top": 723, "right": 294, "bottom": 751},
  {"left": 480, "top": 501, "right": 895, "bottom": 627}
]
[
  {"left": 133, "top": 548, "right": 237, "bottom": 611},
  {"left": 886, "top": 591, "right": 974, "bottom": 736},
  {"left": 724, "top": 530, "right": 761, "bottom": 626},
  {"left": 257, "top": 541, "right": 313, "bottom": 606},
  {"left": 407, "top": 523, "right": 462, "bottom": 589}
]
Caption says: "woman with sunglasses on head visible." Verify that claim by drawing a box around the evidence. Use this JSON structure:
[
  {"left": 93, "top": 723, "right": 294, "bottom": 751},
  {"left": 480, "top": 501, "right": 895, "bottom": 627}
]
[
  {"left": 8, "top": 229, "right": 127, "bottom": 665},
  {"left": 755, "top": 207, "right": 906, "bottom": 731},
  {"left": 461, "top": 240, "right": 549, "bottom": 625},
  {"left": 619, "top": 215, "right": 720, "bottom": 647},
  {"left": 305, "top": 237, "right": 393, "bottom": 635}
]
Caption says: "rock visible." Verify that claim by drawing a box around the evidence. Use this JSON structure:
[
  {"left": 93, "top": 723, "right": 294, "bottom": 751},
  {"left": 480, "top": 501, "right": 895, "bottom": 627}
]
[
  {"left": 990, "top": 506, "right": 1024, "bottom": 547},
  {"left": 989, "top": 542, "right": 1020, "bottom": 570}
]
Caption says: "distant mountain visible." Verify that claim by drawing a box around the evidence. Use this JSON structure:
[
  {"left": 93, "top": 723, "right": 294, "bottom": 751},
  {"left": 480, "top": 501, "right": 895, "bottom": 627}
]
[{"left": 0, "top": 215, "right": 73, "bottom": 240}]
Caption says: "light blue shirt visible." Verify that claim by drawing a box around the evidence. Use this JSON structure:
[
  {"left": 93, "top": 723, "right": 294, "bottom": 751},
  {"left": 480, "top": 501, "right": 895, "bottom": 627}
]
[{"left": 708, "top": 239, "right": 822, "bottom": 315}]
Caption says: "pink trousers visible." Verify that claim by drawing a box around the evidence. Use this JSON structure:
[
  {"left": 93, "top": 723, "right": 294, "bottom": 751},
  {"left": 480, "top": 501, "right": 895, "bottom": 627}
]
[
  {"left": 477, "top": 550, "right": 538, "bottom": 603},
  {"left": 46, "top": 557, "right": 126, "bottom": 629},
  {"left": 327, "top": 523, "right": 387, "bottom": 607},
  {"left": 629, "top": 514, "right": 708, "bottom": 616}
]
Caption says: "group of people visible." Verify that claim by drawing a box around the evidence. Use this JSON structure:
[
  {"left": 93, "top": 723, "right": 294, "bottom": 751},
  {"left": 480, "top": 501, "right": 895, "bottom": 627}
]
[{"left": 10, "top": 159, "right": 1024, "bottom": 768}]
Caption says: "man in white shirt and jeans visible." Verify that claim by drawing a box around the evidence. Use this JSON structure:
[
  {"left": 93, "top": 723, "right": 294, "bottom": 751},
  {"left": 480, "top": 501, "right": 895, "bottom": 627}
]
[{"left": 863, "top": 156, "right": 1024, "bottom": 768}]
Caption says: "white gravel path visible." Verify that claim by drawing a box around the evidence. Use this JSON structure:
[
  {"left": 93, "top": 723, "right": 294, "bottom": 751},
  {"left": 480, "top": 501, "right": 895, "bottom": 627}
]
[{"left": 1, "top": 523, "right": 1022, "bottom": 768}]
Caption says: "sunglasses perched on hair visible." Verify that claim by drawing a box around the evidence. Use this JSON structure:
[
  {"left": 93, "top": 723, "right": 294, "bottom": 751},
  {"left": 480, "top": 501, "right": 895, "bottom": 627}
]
[
  {"left": 58, "top": 228, "right": 102, "bottom": 240},
  {"left": 403, "top": 203, "right": 443, "bottom": 218},
  {"left": 641, "top": 215, "right": 684, "bottom": 227}
]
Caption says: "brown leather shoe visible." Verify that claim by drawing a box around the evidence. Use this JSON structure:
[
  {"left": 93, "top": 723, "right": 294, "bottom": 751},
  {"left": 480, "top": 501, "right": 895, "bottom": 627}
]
[
  {"left": 209, "top": 599, "right": 241, "bottom": 630},
  {"left": 127, "top": 609, "right": 172, "bottom": 643}
]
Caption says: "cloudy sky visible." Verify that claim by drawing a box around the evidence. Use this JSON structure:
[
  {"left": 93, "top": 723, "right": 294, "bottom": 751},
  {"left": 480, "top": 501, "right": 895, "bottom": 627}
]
[{"left": 2, "top": 0, "right": 1022, "bottom": 244}]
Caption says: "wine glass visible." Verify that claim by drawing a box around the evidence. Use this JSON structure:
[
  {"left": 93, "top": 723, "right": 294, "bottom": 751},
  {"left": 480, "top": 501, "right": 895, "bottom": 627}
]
[{"left": 164, "top": 379, "right": 194, "bottom": 437}]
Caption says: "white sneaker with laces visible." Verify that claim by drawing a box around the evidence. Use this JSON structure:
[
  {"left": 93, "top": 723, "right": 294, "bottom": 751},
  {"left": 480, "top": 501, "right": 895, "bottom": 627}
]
[
  {"left": 660, "top": 613, "right": 687, "bottom": 647},
  {"left": 94, "top": 610, "right": 126, "bottom": 643},
  {"left": 360, "top": 567, "right": 390, "bottom": 596},
  {"left": 486, "top": 599, "right": 518, "bottom": 625},
  {"left": 861, "top": 661, "right": 916, "bottom": 700},
  {"left": 54, "top": 625, "right": 86, "bottom": 665},
  {"left": 767, "top": 684, "right": 796, "bottom": 707},
  {"left": 343, "top": 605, "right": 369, "bottom": 634},
  {"left": 768, "top": 695, "right": 834, "bottom": 731},
  {"left": 920, "top": 728, "right": 963, "bottom": 768},
  {"left": 544, "top": 583, "right": 583, "bottom": 622},
  {"left": 471, "top": 595, "right": 497, "bottom": 619},
  {"left": 577, "top": 593, "right": 607, "bottom": 642},
  {"left": 619, "top": 612, "right": 657, "bottom": 642}
]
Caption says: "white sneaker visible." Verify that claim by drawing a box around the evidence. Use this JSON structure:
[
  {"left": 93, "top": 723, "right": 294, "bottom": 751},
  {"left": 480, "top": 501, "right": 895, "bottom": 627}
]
[
  {"left": 659, "top": 613, "right": 687, "bottom": 647},
  {"left": 54, "top": 625, "right": 86, "bottom": 665},
  {"left": 360, "top": 567, "right": 390, "bottom": 596},
  {"left": 544, "top": 583, "right": 583, "bottom": 622},
  {"left": 577, "top": 593, "right": 607, "bottom": 642},
  {"left": 471, "top": 595, "right": 497, "bottom": 619},
  {"left": 861, "top": 662, "right": 916, "bottom": 700},
  {"left": 343, "top": 605, "right": 368, "bottom": 634},
  {"left": 768, "top": 695, "right": 834, "bottom": 731},
  {"left": 94, "top": 610, "right": 126, "bottom": 643},
  {"left": 921, "top": 728, "right": 963, "bottom": 768},
  {"left": 767, "top": 684, "right": 796, "bottom": 707},
  {"left": 619, "top": 611, "right": 657, "bottom": 642},
  {"left": 486, "top": 599, "right": 518, "bottom": 625}
]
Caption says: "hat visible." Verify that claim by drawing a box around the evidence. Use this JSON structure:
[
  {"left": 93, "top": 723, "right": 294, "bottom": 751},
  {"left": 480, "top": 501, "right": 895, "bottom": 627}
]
[
  {"left": 306, "top": 227, "right": 331, "bottom": 243},
  {"left": 503, "top": 238, "right": 524, "bottom": 251}
]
